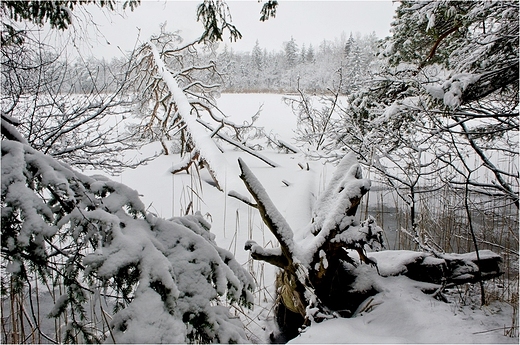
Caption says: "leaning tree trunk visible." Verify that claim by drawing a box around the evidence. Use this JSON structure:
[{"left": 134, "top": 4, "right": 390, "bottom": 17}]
[
  {"left": 143, "top": 39, "right": 278, "bottom": 192},
  {"left": 240, "top": 153, "right": 502, "bottom": 341}
]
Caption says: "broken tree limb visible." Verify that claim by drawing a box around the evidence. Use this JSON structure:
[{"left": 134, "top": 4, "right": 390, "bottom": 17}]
[
  {"left": 197, "top": 119, "right": 278, "bottom": 168},
  {"left": 238, "top": 158, "right": 294, "bottom": 262},
  {"left": 239, "top": 158, "right": 321, "bottom": 322},
  {"left": 278, "top": 139, "right": 299, "bottom": 153},
  {"left": 244, "top": 240, "right": 289, "bottom": 269},
  {"left": 170, "top": 150, "right": 199, "bottom": 174},
  {"left": 227, "top": 190, "right": 258, "bottom": 208},
  {"left": 210, "top": 120, "right": 225, "bottom": 138}
]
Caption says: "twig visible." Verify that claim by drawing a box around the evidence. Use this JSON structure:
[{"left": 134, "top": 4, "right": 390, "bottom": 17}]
[{"left": 473, "top": 325, "right": 518, "bottom": 335}]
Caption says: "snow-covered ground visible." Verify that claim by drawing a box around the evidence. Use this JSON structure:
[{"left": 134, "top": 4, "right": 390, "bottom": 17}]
[
  {"left": 292, "top": 275, "right": 517, "bottom": 344},
  {"left": 90, "top": 93, "right": 517, "bottom": 343}
]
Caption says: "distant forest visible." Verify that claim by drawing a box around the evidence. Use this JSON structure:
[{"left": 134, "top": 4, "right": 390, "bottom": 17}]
[
  {"left": 66, "top": 32, "right": 380, "bottom": 95},
  {"left": 215, "top": 32, "right": 380, "bottom": 93}
]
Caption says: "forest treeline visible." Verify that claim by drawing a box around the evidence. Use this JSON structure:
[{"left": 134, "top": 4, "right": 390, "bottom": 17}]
[
  {"left": 59, "top": 32, "right": 380, "bottom": 95},
  {"left": 216, "top": 32, "right": 379, "bottom": 93}
]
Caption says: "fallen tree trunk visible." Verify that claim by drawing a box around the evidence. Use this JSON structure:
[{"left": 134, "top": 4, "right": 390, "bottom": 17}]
[
  {"left": 239, "top": 153, "right": 503, "bottom": 341},
  {"left": 368, "top": 249, "right": 502, "bottom": 286}
]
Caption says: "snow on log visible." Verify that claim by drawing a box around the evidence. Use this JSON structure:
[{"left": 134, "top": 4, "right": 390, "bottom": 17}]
[
  {"left": 310, "top": 152, "right": 368, "bottom": 234},
  {"left": 442, "top": 250, "right": 502, "bottom": 284},
  {"left": 368, "top": 249, "right": 502, "bottom": 285}
]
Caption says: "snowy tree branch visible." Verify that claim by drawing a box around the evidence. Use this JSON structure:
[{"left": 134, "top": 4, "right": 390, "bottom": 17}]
[{"left": 238, "top": 158, "right": 294, "bottom": 262}]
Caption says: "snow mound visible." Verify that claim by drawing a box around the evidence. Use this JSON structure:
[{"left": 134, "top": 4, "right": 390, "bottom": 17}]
[{"left": 291, "top": 275, "right": 517, "bottom": 344}]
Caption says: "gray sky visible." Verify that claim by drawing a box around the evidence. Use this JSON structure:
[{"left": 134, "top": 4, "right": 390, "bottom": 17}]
[{"left": 82, "top": 0, "right": 396, "bottom": 58}]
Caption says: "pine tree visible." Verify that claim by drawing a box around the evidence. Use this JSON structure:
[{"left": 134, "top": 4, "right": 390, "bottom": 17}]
[
  {"left": 345, "top": 36, "right": 364, "bottom": 91},
  {"left": 1, "top": 139, "right": 255, "bottom": 343},
  {"left": 344, "top": 32, "right": 354, "bottom": 58},
  {"left": 300, "top": 43, "right": 306, "bottom": 64},
  {"left": 284, "top": 36, "right": 298, "bottom": 68},
  {"left": 1, "top": 0, "right": 139, "bottom": 30},
  {"left": 252, "top": 39, "right": 263, "bottom": 71},
  {"left": 306, "top": 43, "right": 315, "bottom": 63}
]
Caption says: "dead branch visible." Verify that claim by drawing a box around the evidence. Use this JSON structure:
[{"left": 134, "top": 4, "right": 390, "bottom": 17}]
[
  {"left": 227, "top": 190, "right": 258, "bottom": 208},
  {"left": 198, "top": 119, "right": 278, "bottom": 168},
  {"left": 238, "top": 158, "right": 294, "bottom": 263}
]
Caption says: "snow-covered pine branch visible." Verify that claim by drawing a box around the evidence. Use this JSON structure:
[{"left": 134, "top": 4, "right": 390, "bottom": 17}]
[{"left": 1, "top": 139, "right": 254, "bottom": 343}]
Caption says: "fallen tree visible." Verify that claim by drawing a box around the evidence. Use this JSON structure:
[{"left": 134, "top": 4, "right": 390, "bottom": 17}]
[
  {"left": 240, "top": 152, "right": 502, "bottom": 341},
  {"left": 130, "top": 31, "right": 277, "bottom": 191}
]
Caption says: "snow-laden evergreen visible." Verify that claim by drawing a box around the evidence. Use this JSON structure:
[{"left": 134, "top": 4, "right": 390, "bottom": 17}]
[{"left": 1, "top": 140, "right": 254, "bottom": 343}]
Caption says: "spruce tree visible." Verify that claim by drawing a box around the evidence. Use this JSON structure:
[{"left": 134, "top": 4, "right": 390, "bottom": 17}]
[
  {"left": 1, "top": 140, "right": 255, "bottom": 343},
  {"left": 306, "top": 44, "right": 315, "bottom": 63},
  {"left": 284, "top": 36, "right": 298, "bottom": 68},
  {"left": 252, "top": 39, "right": 264, "bottom": 71}
]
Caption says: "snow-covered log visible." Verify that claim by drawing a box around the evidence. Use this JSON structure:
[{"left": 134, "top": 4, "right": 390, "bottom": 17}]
[{"left": 368, "top": 250, "right": 502, "bottom": 286}]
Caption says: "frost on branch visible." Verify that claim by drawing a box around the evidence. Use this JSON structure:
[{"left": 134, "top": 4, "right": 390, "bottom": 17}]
[{"left": 1, "top": 139, "right": 254, "bottom": 343}]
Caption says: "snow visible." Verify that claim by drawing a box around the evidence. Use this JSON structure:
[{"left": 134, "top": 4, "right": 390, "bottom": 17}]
[
  {"left": 5, "top": 93, "right": 516, "bottom": 344},
  {"left": 291, "top": 275, "right": 518, "bottom": 344},
  {"left": 109, "top": 288, "right": 187, "bottom": 344},
  {"left": 444, "top": 249, "right": 501, "bottom": 262},
  {"left": 295, "top": 154, "right": 374, "bottom": 267},
  {"left": 368, "top": 250, "right": 426, "bottom": 276},
  {"left": 426, "top": 12, "right": 436, "bottom": 31},
  {"left": 90, "top": 94, "right": 516, "bottom": 344},
  {"left": 442, "top": 73, "right": 481, "bottom": 109},
  {"left": 47, "top": 294, "right": 69, "bottom": 319},
  {"left": 1, "top": 120, "right": 29, "bottom": 144},
  {"left": 308, "top": 152, "right": 361, "bottom": 237}
]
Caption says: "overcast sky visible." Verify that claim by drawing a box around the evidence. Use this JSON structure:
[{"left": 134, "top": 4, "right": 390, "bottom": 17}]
[{"left": 80, "top": 1, "right": 397, "bottom": 58}]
